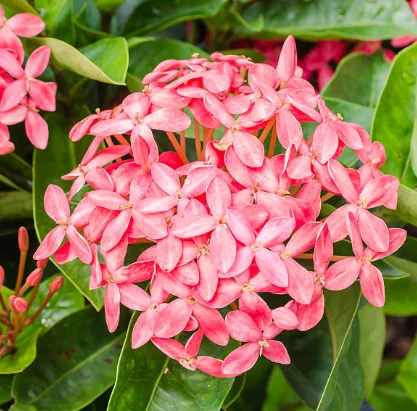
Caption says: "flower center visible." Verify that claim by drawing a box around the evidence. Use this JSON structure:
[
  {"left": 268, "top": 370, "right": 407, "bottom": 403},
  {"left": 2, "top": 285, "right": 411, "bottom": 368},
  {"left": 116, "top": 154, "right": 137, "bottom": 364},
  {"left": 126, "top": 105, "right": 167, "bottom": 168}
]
[
  {"left": 120, "top": 203, "right": 134, "bottom": 210},
  {"left": 314, "top": 273, "right": 325, "bottom": 286},
  {"left": 242, "top": 284, "right": 255, "bottom": 292},
  {"left": 179, "top": 357, "right": 196, "bottom": 371}
]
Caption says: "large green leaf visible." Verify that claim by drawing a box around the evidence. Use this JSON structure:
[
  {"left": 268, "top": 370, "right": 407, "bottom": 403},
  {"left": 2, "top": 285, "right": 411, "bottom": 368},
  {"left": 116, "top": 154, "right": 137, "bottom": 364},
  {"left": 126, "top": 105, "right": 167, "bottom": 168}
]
[
  {"left": 397, "top": 330, "right": 417, "bottom": 404},
  {"left": 0, "top": 191, "right": 33, "bottom": 221},
  {"left": 33, "top": 111, "right": 104, "bottom": 310},
  {"left": 0, "top": 0, "right": 38, "bottom": 14},
  {"left": 372, "top": 43, "right": 417, "bottom": 187},
  {"left": 235, "top": 0, "right": 417, "bottom": 40},
  {"left": 0, "top": 277, "right": 83, "bottom": 374},
  {"left": 121, "top": 0, "right": 226, "bottom": 36},
  {"left": 108, "top": 312, "right": 237, "bottom": 411},
  {"left": 11, "top": 306, "right": 128, "bottom": 411},
  {"left": 281, "top": 284, "right": 363, "bottom": 410},
  {"left": 33, "top": 37, "right": 128, "bottom": 85},
  {"left": 393, "top": 184, "right": 417, "bottom": 226},
  {"left": 128, "top": 39, "right": 208, "bottom": 91},
  {"left": 0, "top": 375, "right": 13, "bottom": 405},
  {"left": 0, "top": 153, "right": 32, "bottom": 192},
  {"left": 358, "top": 304, "right": 385, "bottom": 398}
]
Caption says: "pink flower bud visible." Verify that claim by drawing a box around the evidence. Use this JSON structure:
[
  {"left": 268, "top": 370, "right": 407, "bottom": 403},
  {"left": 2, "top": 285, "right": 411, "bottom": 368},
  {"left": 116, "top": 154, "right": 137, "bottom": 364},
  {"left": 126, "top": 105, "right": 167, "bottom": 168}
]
[
  {"left": 12, "top": 297, "right": 28, "bottom": 313},
  {"left": 49, "top": 277, "right": 64, "bottom": 294},
  {"left": 36, "top": 259, "right": 48, "bottom": 270},
  {"left": 18, "top": 227, "right": 29, "bottom": 252},
  {"left": 25, "top": 268, "right": 43, "bottom": 287},
  {"left": 0, "top": 265, "right": 4, "bottom": 290}
]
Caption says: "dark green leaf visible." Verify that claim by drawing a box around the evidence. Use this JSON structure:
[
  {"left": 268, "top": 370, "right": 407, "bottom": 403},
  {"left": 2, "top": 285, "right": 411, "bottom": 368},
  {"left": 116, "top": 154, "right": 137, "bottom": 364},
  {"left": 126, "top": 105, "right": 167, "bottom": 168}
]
[
  {"left": 397, "top": 330, "right": 417, "bottom": 404},
  {"left": 32, "top": 37, "right": 128, "bottom": 85},
  {"left": 0, "top": 153, "right": 32, "bottom": 192},
  {"left": 12, "top": 306, "right": 128, "bottom": 411},
  {"left": 0, "top": 375, "right": 12, "bottom": 405},
  {"left": 372, "top": 43, "right": 417, "bottom": 187},
  {"left": 235, "top": 0, "right": 417, "bottom": 40},
  {"left": 108, "top": 312, "right": 237, "bottom": 411},
  {"left": 222, "top": 374, "right": 246, "bottom": 409},
  {"left": 384, "top": 276, "right": 417, "bottom": 316},
  {"left": 0, "top": 0, "right": 38, "bottom": 14},
  {"left": 393, "top": 184, "right": 417, "bottom": 226},
  {"left": 33, "top": 111, "right": 104, "bottom": 310},
  {"left": 121, "top": 0, "right": 227, "bottom": 36},
  {"left": 0, "top": 191, "right": 33, "bottom": 221},
  {"left": 358, "top": 304, "right": 385, "bottom": 398},
  {"left": 128, "top": 39, "right": 208, "bottom": 90},
  {"left": 93, "top": 0, "right": 125, "bottom": 12}
]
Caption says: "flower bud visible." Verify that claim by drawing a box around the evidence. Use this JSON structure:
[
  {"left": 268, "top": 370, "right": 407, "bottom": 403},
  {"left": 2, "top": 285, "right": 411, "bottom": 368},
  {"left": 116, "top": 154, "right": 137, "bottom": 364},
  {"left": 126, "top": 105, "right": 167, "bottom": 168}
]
[
  {"left": 36, "top": 259, "right": 48, "bottom": 270},
  {"left": 0, "top": 265, "right": 4, "bottom": 290},
  {"left": 25, "top": 268, "right": 43, "bottom": 287},
  {"left": 12, "top": 297, "right": 28, "bottom": 313},
  {"left": 49, "top": 277, "right": 64, "bottom": 294},
  {"left": 18, "top": 227, "right": 29, "bottom": 252}
]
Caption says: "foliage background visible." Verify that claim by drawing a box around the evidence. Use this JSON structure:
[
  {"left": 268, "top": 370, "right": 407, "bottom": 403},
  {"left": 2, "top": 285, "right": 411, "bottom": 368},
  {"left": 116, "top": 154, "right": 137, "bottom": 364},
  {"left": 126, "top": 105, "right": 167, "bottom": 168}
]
[{"left": 1, "top": 0, "right": 417, "bottom": 410}]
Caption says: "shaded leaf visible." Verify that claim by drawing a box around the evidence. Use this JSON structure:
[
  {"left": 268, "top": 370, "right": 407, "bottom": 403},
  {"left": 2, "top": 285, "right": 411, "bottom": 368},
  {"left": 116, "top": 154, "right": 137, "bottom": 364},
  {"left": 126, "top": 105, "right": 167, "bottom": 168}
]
[
  {"left": 0, "top": 153, "right": 32, "bottom": 192},
  {"left": 0, "top": 191, "right": 33, "bottom": 221},
  {"left": 0, "top": 375, "right": 12, "bottom": 405},
  {"left": 0, "top": 0, "right": 38, "bottom": 14}
]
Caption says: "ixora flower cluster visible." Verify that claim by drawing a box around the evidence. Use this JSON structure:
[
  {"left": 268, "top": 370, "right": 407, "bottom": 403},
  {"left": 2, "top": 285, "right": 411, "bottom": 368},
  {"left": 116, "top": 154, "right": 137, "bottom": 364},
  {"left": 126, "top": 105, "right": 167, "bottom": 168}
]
[
  {"left": 0, "top": 6, "right": 56, "bottom": 155},
  {"left": 34, "top": 36, "right": 405, "bottom": 377}
]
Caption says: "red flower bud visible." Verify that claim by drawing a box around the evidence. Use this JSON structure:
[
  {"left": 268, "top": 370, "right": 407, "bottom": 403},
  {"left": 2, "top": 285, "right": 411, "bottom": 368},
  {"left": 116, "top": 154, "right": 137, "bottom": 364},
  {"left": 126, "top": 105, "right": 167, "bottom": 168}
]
[
  {"left": 36, "top": 259, "right": 48, "bottom": 270},
  {"left": 18, "top": 227, "right": 29, "bottom": 252},
  {"left": 13, "top": 297, "right": 28, "bottom": 313},
  {"left": 25, "top": 268, "right": 43, "bottom": 287},
  {"left": 0, "top": 265, "right": 4, "bottom": 289},
  {"left": 49, "top": 277, "right": 64, "bottom": 294}
]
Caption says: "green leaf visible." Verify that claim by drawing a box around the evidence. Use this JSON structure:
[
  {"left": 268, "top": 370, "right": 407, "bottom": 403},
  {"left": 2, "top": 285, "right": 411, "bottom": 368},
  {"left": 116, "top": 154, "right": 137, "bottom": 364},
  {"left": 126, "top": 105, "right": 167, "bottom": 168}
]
[
  {"left": 128, "top": 39, "right": 208, "bottom": 91},
  {"left": 0, "top": 153, "right": 32, "bottom": 192},
  {"left": 358, "top": 304, "right": 385, "bottom": 398},
  {"left": 369, "top": 361, "right": 417, "bottom": 411},
  {"left": 0, "top": 277, "right": 82, "bottom": 374},
  {"left": 121, "top": 0, "right": 227, "bottom": 36},
  {"left": 235, "top": 0, "right": 417, "bottom": 40},
  {"left": 0, "top": 191, "right": 33, "bottom": 221},
  {"left": 281, "top": 285, "right": 363, "bottom": 410},
  {"left": 35, "top": 0, "right": 76, "bottom": 44},
  {"left": 93, "top": 0, "right": 125, "bottom": 12},
  {"left": 397, "top": 337, "right": 417, "bottom": 405},
  {"left": 0, "top": 0, "right": 39, "bottom": 14},
  {"left": 384, "top": 276, "right": 417, "bottom": 316},
  {"left": 262, "top": 367, "right": 309, "bottom": 411},
  {"left": 393, "top": 184, "right": 417, "bottom": 226},
  {"left": 222, "top": 374, "right": 246, "bottom": 409},
  {"left": 372, "top": 43, "right": 417, "bottom": 187},
  {"left": 11, "top": 306, "right": 128, "bottom": 411},
  {"left": 0, "top": 375, "right": 13, "bottom": 405},
  {"left": 108, "top": 312, "right": 237, "bottom": 411},
  {"left": 32, "top": 37, "right": 128, "bottom": 85},
  {"left": 33, "top": 111, "right": 104, "bottom": 310}
]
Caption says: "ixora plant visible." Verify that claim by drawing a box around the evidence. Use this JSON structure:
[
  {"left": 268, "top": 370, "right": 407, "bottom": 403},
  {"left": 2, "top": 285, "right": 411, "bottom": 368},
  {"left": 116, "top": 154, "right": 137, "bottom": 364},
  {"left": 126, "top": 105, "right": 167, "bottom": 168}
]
[{"left": 32, "top": 36, "right": 405, "bottom": 377}]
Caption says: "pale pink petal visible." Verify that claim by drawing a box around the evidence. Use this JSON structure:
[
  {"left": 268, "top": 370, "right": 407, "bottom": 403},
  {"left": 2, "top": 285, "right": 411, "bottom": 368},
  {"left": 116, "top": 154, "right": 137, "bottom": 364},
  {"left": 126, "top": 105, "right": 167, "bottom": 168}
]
[
  {"left": 372, "top": 228, "right": 407, "bottom": 261},
  {"left": 193, "top": 303, "right": 229, "bottom": 346},
  {"left": 360, "top": 175, "right": 399, "bottom": 209},
  {"left": 256, "top": 217, "right": 295, "bottom": 248},
  {"left": 222, "top": 343, "right": 259, "bottom": 375},
  {"left": 346, "top": 212, "right": 364, "bottom": 258},
  {"left": 156, "top": 232, "right": 182, "bottom": 272},
  {"left": 287, "top": 155, "right": 313, "bottom": 180},
  {"left": 277, "top": 36, "right": 297, "bottom": 83},
  {"left": 227, "top": 207, "right": 256, "bottom": 245},
  {"left": 114, "top": 260, "right": 155, "bottom": 284},
  {"left": 358, "top": 209, "right": 389, "bottom": 252},
  {"left": 312, "top": 123, "right": 339, "bottom": 164},
  {"left": 25, "top": 110, "right": 49, "bottom": 149},
  {"left": 6, "top": 13, "right": 45, "bottom": 37},
  {"left": 88, "top": 190, "right": 126, "bottom": 210},
  {"left": 33, "top": 226, "right": 66, "bottom": 260},
  {"left": 360, "top": 264, "right": 385, "bottom": 307},
  {"left": 154, "top": 298, "right": 193, "bottom": 338},
  {"left": 151, "top": 162, "right": 181, "bottom": 195},
  {"left": 233, "top": 131, "right": 265, "bottom": 168},
  {"left": 0, "top": 49, "right": 24, "bottom": 78},
  {"left": 28, "top": 80, "right": 56, "bottom": 112},
  {"left": 132, "top": 310, "right": 158, "bottom": 348},
  {"left": 90, "top": 119, "right": 134, "bottom": 136},
  {"left": 131, "top": 211, "right": 168, "bottom": 240},
  {"left": 172, "top": 214, "right": 217, "bottom": 238},
  {"left": 0, "top": 79, "right": 26, "bottom": 111},
  {"left": 326, "top": 204, "right": 350, "bottom": 243},
  {"left": 225, "top": 310, "right": 262, "bottom": 342},
  {"left": 221, "top": 246, "right": 254, "bottom": 278},
  {"left": 118, "top": 283, "right": 151, "bottom": 311},
  {"left": 203, "top": 92, "right": 235, "bottom": 128},
  {"left": 325, "top": 258, "right": 361, "bottom": 290},
  {"left": 174, "top": 261, "right": 199, "bottom": 286},
  {"left": 284, "top": 258, "right": 314, "bottom": 304},
  {"left": 101, "top": 210, "right": 131, "bottom": 252},
  {"left": 285, "top": 222, "right": 322, "bottom": 257},
  {"left": 328, "top": 160, "right": 358, "bottom": 203},
  {"left": 157, "top": 270, "right": 191, "bottom": 298},
  {"left": 255, "top": 248, "right": 288, "bottom": 287},
  {"left": 66, "top": 225, "right": 92, "bottom": 264},
  {"left": 144, "top": 108, "right": 191, "bottom": 132},
  {"left": 25, "top": 46, "right": 50, "bottom": 77},
  {"left": 197, "top": 254, "right": 219, "bottom": 301},
  {"left": 206, "top": 176, "right": 231, "bottom": 217},
  {"left": 275, "top": 110, "right": 303, "bottom": 149},
  {"left": 272, "top": 307, "right": 299, "bottom": 330},
  {"left": 105, "top": 283, "right": 120, "bottom": 333},
  {"left": 210, "top": 227, "right": 236, "bottom": 273},
  {"left": 151, "top": 337, "right": 187, "bottom": 360},
  {"left": 136, "top": 195, "right": 178, "bottom": 213}
]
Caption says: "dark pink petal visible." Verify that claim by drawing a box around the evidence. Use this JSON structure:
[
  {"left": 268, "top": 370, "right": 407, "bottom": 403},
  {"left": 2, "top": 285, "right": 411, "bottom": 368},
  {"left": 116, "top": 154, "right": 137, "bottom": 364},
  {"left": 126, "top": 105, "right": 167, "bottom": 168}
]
[
  {"left": 288, "top": 292, "right": 325, "bottom": 332},
  {"left": 227, "top": 207, "right": 255, "bottom": 245},
  {"left": 360, "top": 264, "right": 385, "bottom": 307},
  {"left": 222, "top": 343, "right": 259, "bottom": 375},
  {"left": 197, "top": 254, "right": 219, "bottom": 301},
  {"left": 263, "top": 340, "right": 290, "bottom": 364},
  {"left": 225, "top": 310, "right": 262, "bottom": 342},
  {"left": 284, "top": 258, "right": 314, "bottom": 304},
  {"left": 156, "top": 232, "right": 182, "bottom": 272},
  {"left": 114, "top": 260, "right": 155, "bottom": 284},
  {"left": 372, "top": 228, "right": 407, "bottom": 261},
  {"left": 358, "top": 209, "right": 389, "bottom": 252},
  {"left": 0, "top": 49, "right": 24, "bottom": 78},
  {"left": 66, "top": 225, "right": 92, "bottom": 264},
  {"left": 119, "top": 284, "right": 152, "bottom": 311},
  {"left": 132, "top": 310, "right": 158, "bottom": 349},
  {"left": 313, "top": 224, "right": 333, "bottom": 275},
  {"left": 6, "top": 13, "right": 45, "bottom": 37},
  {"left": 256, "top": 217, "right": 294, "bottom": 248},
  {"left": 25, "top": 110, "right": 49, "bottom": 149},
  {"left": 25, "top": 46, "right": 50, "bottom": 77},
  {"left": 144, "top": 108, "right": 191, "bottom": 132},
  {"left": 360, "top": 175, "right": 399, "bottom": 209},
  {"left": 285, "top": 222, "right": 322, "bottom": 257},
  {"left": 33, "top": 226, "right": 66, "bottom": 260},
  {"left": 240, "top": 292, "right": 271, "bottom": 330},
  {"left": 326, "top": 204, "right": 350, "bottom": 243},
  {"left": 346, "top": 212, "right": 364, "bottom": 258},
  {"left": 154, "top": 298, "right": 193, "bottom": 338},
  {"left": 105, "top": 283, "right": 120, "bottom": 333},
  {"left": 44, "top": 184, "right": 70, "bottom": 222},
  {"left": 195, "top": 357, "right": 231, "bottom": 378},
  {"left": 312, "top": 123, "right": 339, "bottom": 164},
  {"left": 157, "top": 270, "right": 191, "bottom": 298},
  {"left": 210, "top": 227, "right": 236, "bottom": 273},
  {"left": 171, "top": 214, "right": 217, "bottom": 238},
  {"left": 328, "top": 160, "right": 358, "bottom": 203},
  {"left": 203, "top": 92, "right": 235, "bottom": 128},
  {"left": 271, "top": 307, "right": 299, "bottom": 330},
  {"left": 193, "top": 303, "right": 229, "bottom": 346},
  {"left": 233, "top": 131, "right": 265, "bottom": 168},
  {"left": 325, "top": 258, "right": 361, "bottom": 290},
  {"left": 0, "top": 79, "right": 26, "bottom": 111},
  {"left": 28, "top": 80, "right": 56, "bottom": 112},
  {"left": 255, "top": 248, "right": 288, "bottom": 287}
]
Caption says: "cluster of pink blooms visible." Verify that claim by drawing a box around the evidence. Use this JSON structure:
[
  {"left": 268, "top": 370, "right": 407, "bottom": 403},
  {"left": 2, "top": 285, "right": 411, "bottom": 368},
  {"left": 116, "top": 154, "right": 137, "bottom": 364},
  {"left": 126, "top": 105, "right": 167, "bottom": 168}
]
[
  {"left": 0, "top": 6, "right": 56, "bottom": 155},
  {"left": 34, "top": 36, "right": 405, "bottom": 377}
]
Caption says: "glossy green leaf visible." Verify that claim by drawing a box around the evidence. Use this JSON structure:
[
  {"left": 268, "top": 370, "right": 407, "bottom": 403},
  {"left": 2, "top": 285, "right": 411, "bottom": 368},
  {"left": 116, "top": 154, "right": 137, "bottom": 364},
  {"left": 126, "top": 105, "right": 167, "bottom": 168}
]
[
  {"left": 372, "top": 43, "right": 417, "bottom": 187},
  {"left": 397, "top": 337, "right": 417, "bottom": 405},
  {"left": 394, "top": 184, "right": 417, "bottom": 226},
  {"left": 384, "top": 276, "right": 417, "bottom": 316},
  {"left": 358, "top": 304, "right": 385, "bottom": 398},
  {"left": 32, "top": 37, "right": 128, "bottom": 85},
  {"left": 369, "top": 361, "right": 417, "bottom": 411},
  {"left": 35, "top": 0, "right": 76, "bottom": 44},
  {"left": 235, "top": 0, "right": 417, "bottom": 40},
  {"left": 121, "top": 0, "right": 227, "bottom": 36},
  {"left": 93, "top": 0, "right": 125, "bottom": 12},
  {"left": 11, "top": 306, "right": 128, "bottom": 411},
  {"left": 262, "top": 367, "right": 309, "bottom": 411},
  {"left": 108, "top": 312, "right": 237, "bottom": 411},
  {"left": 33, "top": 111, "right": 104, "bottom": 310},
  {"left": 0, "top": 0, "right": 39, "bottom": 14},
  {"left": 0, "top": 191, "right": 33, "bottom": 221},
  {"left": 128, "top": 39, "right": 207, "bottom": 91},
  {"left": 0, "top": 375, "right": 13, "bottom": 405},
  {"left": 0, "top": 153, "right": 32, "bottom": 192},
  {"left": 0, "top": 277, "right": 82, "bottom": 374},
  {"left": 222, "top": 374, "right": 246, "bottom": 409}
]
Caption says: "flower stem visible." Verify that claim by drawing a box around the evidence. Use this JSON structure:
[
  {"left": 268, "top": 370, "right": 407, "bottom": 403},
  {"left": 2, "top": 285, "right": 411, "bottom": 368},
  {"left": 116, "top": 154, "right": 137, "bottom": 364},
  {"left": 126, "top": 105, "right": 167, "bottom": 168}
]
[
  {"left": 194, "top": 120, "right": 202, "bottom": 161},
  {"left": 295, "top": 253, "right": 350, "bottom": 262},
  {"left": 321, "top": 193, "right": 335, "bottom": 203},
  {"left": 26, "top": 283, "right": 39, "bottom": 312},
  {"left": 259, "top": 118, "right": 275, "bottom": 143},
  {"left": 180, "top": 131, "right": 186, "bottom": 154},
  {"left": 268, "top": 122, "right": 277, "bottom": 157},
  {"left": 26, "top": 293, "right": 53, "bottom": 326},
  {"left": 166, "top": 132, "right": 189, "bottom": 164},
  {"left": 14, "top": 250, "right": 27, "bottom": 295}
]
